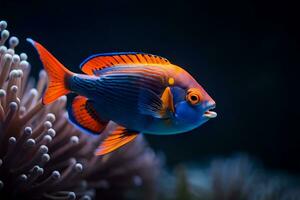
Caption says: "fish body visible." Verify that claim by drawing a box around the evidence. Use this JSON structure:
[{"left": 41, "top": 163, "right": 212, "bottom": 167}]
[
  {"left": 27, "top": 39, "right": 217, "bottom": 155},
  {"left": 70, "top": 64, "right": 214, "bottom": 135}
]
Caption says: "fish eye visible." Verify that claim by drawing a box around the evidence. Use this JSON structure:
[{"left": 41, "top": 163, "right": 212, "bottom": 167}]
[{"left": 186, "top": 88, "right": 202, "bottom": 105}]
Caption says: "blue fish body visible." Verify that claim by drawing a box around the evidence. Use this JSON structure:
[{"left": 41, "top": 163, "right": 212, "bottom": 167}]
[
  {"left": 27, "top": 39, "right": 217, "bottom": 155},
  {"left": 68, "top": 64, "right": 215, "bottom": 135}
]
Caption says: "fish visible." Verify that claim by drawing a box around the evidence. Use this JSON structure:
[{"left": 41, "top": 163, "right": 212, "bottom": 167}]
[{"left": 27, "top": 38, "right": 217, "bottom": 156}]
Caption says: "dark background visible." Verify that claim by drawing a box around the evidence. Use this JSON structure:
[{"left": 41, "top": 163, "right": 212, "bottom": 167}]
[{"left": 2, "top": 0, "right": 299, "bottom": 172}]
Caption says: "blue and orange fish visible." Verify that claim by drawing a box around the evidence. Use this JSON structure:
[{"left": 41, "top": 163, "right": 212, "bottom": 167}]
[{"left": 27, "top": 39, "right": 217, "bottom": 156}]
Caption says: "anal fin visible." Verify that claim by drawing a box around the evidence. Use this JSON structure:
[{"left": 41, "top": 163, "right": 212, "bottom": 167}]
[
  {"left": 68, "top": 96, "right": 107, "bottom": 135},
  {"left": 95, "top": 126, "right": 139, "bottom": 156}
]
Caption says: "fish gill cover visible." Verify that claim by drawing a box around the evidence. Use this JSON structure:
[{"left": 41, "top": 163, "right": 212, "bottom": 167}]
[{"left": 0, "top": 20, "right": 161, "bottom": 200}]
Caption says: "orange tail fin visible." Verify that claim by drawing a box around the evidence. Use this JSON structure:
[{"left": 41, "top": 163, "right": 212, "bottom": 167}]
[{"left": 27, "top": 38, "right": 74, "bottom": 105}]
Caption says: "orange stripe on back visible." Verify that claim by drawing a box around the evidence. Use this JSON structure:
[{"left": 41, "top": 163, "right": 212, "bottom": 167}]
[
  {"left": 80, "top": 52, "right": 171, "bottom": 76},
  {"left": 136, "top": 54, "right": 147, "bottom": 64},
  {"left": 121, "top": 55, "right": 133, "bottom": 64}
]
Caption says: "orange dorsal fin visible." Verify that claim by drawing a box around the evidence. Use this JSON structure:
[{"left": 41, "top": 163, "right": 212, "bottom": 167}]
[
  {"left": 95, "top": 126, "right": 139, "bottom": 156},
  {"left": 80, "top": 52, "right": 171, "bottom": 75},
  {"left": 68, "top": 96, "right": 107, "bottom": 134}
]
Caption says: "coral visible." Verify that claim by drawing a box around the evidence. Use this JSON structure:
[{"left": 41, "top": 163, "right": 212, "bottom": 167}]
[
  {"left": 0, "top": 20, "right": 161, "bottom": 200},
  {"left": 159, "top": 155, "right": 300, "bottom": 200}
]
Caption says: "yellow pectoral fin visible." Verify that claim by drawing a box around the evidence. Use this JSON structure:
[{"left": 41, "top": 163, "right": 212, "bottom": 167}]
[
  {"left": 161, "top": 87, "right": 175, "bottom": 114},
  {"left": 138, "top": 87, "right": 174, "bottom": 119}
]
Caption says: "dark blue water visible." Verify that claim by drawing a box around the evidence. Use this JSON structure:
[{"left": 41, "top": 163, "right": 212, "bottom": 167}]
[{"left": 2, "top": 0, "right": 299, "bottom": 173}]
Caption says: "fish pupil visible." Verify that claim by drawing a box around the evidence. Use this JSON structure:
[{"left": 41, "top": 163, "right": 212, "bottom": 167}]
[{"left": 191, "top": 95, "right": 198, "bottom": 101}]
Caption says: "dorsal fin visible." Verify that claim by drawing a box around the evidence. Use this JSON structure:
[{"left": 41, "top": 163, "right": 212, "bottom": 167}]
[
  {"left": 79, "top": 52, "right": 171, "bottom": 75},
  {"left": 68, "top": 96, "right": 107, "bottom": 135}
]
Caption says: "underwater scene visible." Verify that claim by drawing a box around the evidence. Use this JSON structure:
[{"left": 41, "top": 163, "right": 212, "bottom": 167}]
[{"left": 1, "top": 0, "right": 299, "bottom": 199}]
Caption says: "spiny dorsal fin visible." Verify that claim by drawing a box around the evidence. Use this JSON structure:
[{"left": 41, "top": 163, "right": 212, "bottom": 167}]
[
  {"left": 68, "top": 96, "right": 107, "bottom": 134},
  {"left": 80, "top": 52, "right": 171, "bottom": 75}
]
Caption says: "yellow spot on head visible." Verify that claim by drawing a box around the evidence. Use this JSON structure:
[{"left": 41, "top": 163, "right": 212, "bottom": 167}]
[{"left": 168, "top": 77, "right": 175, "bottom": 85}]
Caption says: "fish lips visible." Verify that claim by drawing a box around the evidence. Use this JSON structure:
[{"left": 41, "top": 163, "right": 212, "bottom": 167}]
[{"left": 203, "top": 104, "right": 217, "bottom": 119}]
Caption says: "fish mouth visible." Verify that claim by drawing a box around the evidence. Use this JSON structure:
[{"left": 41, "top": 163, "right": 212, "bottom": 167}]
[{"left": 203, "top": 104, "right": 217, "bottom": 119}]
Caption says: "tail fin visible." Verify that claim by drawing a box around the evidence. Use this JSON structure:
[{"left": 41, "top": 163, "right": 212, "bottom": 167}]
[{"left": 27, "top": 38, "right": 74, "bottom": 105}]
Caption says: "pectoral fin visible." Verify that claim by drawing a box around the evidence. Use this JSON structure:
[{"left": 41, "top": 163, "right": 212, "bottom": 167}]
[
  {"left": 161, "top": 87, "right": 175, "bottom": 113},
  {"left": 95, "top": 126, "right": 139, "bottom": 156},
  {"left": 138, "top": 87, "right": 174, "bottom": 118}
]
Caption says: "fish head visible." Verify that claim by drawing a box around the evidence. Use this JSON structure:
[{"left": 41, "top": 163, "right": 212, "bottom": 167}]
[{"left": 171, "top": 80, "right": 217, "bottom": 131}]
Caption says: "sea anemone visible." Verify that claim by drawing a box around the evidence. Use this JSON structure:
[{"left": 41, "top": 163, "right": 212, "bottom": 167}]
[
  {"left": 0, "top": 20, "right": 161, "bottom": 200},
  {"left": 159, "top": 155, "right": 300, "bottom": 200}
]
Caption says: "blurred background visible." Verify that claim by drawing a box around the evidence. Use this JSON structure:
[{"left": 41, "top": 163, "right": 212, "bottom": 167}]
[{"left": 1, "top": 0, "right": 299, "bottom": 174}]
